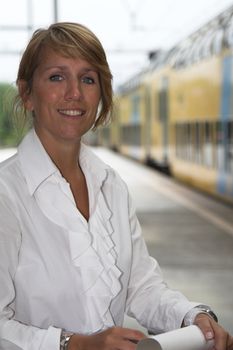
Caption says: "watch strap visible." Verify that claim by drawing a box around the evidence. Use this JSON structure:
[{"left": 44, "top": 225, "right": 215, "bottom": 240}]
[{"left": 60, "top": 331, "right": 74, "bottom": 350}]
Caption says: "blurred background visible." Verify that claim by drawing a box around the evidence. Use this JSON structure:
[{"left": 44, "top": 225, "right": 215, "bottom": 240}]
[
  {"left": 0, "top": 0, "right": 233, "bottom": 337},
  {"left": 0, "top": 0, "right": 233, "bottom": 87}
]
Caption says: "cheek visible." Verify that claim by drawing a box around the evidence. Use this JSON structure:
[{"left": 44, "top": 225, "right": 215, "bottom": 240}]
[
  {"left": 31, "top": 90, "right": 59, "bottom": 110},
  {"left": 91, "top": 92, "right": 101, "bottom": 108},
  {"left": 49, "top": 90, "right": 61, "bottom": 100}
]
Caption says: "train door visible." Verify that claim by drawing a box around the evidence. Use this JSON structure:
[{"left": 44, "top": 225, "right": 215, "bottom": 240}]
[
  {"left": 218, "top": 54, "right": 233, "bottom": 198},
  {"left": 158, "top": 76, "right": 169, "bottom": 166}
]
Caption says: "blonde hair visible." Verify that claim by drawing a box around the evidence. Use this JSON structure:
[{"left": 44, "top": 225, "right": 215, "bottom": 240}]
[{"left": 15, "top": 22, "right": 113, "bottom": 129}]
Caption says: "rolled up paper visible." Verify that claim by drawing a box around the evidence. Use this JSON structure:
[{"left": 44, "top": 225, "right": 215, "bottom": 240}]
[{"left": 136, "top": 325, "right": 214, "bottom": 350}]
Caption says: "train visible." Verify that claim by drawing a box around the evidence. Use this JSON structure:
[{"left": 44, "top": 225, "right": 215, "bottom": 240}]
[{"left": 90, "top": 4, "right": 233, "bottom": 205}]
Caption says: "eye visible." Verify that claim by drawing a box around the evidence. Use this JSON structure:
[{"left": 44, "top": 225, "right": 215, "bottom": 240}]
[
  {"left": 49, "top": 74, "right": 64, "bottom": 82},
  {"left": 81, "top": 76, "right": 95, "bottom": 84}
]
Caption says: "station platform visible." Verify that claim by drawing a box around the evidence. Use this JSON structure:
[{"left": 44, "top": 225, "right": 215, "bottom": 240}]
[{"left": 0, "top": 146, "right": 233, "bottom": 334}]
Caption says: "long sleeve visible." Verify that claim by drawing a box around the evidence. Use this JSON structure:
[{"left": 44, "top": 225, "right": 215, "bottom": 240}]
[
  {"left": 0, "top": 185, "right": 61, "bottom": 350},
  {"left": 125, "top": 192, "right": 199, "bottom": 334}
]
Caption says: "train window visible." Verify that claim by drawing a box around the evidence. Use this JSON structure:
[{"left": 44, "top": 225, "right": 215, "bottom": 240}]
[
  {"left": 170, "top": 42, "right": 193, "bottom": 68},
  {"left": 215, "top": 121, "right": 233, "bottom": 173},
  {"left": 176, "top": 45, "right": 192, "bottom": 68},
  {"left": 200, "top": 123, "right": 205, "bottom": 165},
  {"left": 191, "top": 41, "right": 201, "bottom": 64},
  {"left": 210, "top": 122, "right": 216, "bottom": 169},
  {"left": 186, "top": 39, "right": 199, "bottom": 65},
  {"left": 190, "top": 123, "right": 194, "bottom": 162},
  {"left": 132, "top": 95, "right": 140, "bottom": 123},
  {"left": 178, "top": 124, "right": 181, "bottom": 158},
  {"left": 181, "top": 124, "right": 185, "bottom": 159},
  {"left": 180, "top": 125, "right": 183, "bottom": 158},
  {"left": 121, "top": 124, "right": 141, "bottom": 146},
  {"left": 204, "top": 122, "right": 214, "bottom": 168},
  {"left": 226, "top": 121, "right": 233, "bottom": 174},
  {"left": 184, "top": 124, "right": 189, "bottom": 160},
  {"left": 225, "top": 18, "right": 233, "bottom": 47},
  {"left": 187, "top": 123, "right": 192, "bottom": 161},
  {"left": 193, "top": 31, "right": 211, "bottom": 62},
  {"left": 212, "top": 29, "right": 224, "bottom": 55},
  {"left": 216, "top": 121, "right": 225, "bottom": 171},
  {"left": 180, "top": 124, "right": 184, "bottom": 159},
  {"left": 199, "top": 31, "right": 215, "bottom": 59},
  {"left": 175, "top": 124, "right": 179, "bottom": 157},
  {"left": 182, "top": 124, "right": 187, "bottom": 160},
  {"left": 194, "top": 122, "right": 201, "bottom": 164},
  {"left": 158, "top": 77, "right": 169, "bottom": 121},
  {"left": 102, "top": 128, "right": 110, "bottom": 147},
  {"left": 175, "top": 123, "right": 185, "bottom": 159},
  {"left": 175, "top": 122, "right": 217, "bottom": 167},
  {"left": 212, "top": 122, "right": 217, "bottom": 169}
]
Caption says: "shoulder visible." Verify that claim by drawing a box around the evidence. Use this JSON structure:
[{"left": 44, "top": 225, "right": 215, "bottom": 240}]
[
  {"left": 106, "top": 165, "right": 128, "bottom": 191},
  {"left": 0, "top": 153, "right": 20, "bottom": 187},
  {"left": 0, "top": 154, "right": 22, "bottom": 218},
  {"left": 0, "top": 152, "right": 26, "bottom": 210}
]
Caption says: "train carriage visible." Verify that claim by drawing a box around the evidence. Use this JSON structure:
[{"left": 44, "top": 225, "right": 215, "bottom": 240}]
[
  {"left": 95, "top": 4, "right": 233, "bottom": 204},
  {"left": 168, "top": 11, "right": 233, "bottom": 203}
]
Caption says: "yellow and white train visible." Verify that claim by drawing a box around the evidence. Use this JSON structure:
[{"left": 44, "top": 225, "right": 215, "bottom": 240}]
[{"left": 95, "top": 4, "right": 233, "bottom": 204}]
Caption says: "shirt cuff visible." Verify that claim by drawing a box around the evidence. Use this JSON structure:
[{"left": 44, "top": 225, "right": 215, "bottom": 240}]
[{"left": 42, "top": 326, "right": 62, "bottom": 350}]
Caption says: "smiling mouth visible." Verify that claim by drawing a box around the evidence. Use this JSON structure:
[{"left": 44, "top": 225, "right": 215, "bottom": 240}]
[{"left": 58, "top": 109, "right": 85, "bottom": 117}]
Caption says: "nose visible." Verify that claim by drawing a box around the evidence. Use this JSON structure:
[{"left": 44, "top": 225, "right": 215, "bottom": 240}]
[{"left": 64, "top": 79, "right": 82, "bottom": 101}]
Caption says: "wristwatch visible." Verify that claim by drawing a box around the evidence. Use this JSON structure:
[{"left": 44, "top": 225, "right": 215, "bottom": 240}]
[
  {"left": 60, "top": 331, "right": 74, "bottom": 350},
  {"left": 183, "top": 305, "right": 218, "bottom": 326},
  {"left": 197, "top": 305, "right": 218, "bottom": 322}
]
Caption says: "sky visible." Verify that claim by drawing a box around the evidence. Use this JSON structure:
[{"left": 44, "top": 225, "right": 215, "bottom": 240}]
[{"left": 1, "top": 0, "right": 233, "bottom": 88}]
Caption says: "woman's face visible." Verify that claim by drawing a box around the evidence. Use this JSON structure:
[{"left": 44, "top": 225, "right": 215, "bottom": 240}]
[{"left": 24, "top": 47, "right": 101, "bottom": 146}]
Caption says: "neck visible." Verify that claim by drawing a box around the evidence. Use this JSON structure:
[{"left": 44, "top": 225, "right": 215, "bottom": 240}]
[{"left": 35, "top": 129, "right": 82, "bottom": 178}]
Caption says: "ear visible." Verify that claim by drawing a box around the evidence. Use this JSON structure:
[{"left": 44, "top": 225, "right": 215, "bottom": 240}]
[{"left": 18, "top": 79, "right": 34, "bottom": 111}]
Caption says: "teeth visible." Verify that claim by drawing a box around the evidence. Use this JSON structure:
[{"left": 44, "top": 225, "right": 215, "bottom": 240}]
[{"left": 59, "top": 109, "right": 84, "bottom": 116}]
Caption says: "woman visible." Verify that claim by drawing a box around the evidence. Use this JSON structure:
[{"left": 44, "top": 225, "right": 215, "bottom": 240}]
[{"left": 0, "top": 22, "right": 232, "bottom": 350}]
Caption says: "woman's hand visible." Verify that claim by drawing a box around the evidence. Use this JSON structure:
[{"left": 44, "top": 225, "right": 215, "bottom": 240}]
[
  {"left": 194, "top": 313, "right": 232, "bottom": 350},
  {"left": 68, "top": 327, "right": 147, "bottom": 350},
  {"left": 227, "top": 335, "right": 233, "bottom": 350}
]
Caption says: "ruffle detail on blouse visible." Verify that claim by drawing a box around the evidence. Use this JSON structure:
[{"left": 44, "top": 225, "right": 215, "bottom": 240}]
[
  {"left": 34, "top": 171, "right": 122, "bottom": 333},
  {"left": 69, "top": 190, "right": 123, "bottom": 332}
]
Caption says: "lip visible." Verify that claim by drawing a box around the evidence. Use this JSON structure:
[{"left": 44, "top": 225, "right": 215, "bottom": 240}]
[{"left": 58, "top": 109, "right": 85, "bottom": 117}]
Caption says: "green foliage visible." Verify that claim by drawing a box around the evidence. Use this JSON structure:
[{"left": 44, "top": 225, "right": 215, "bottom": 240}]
[{"left": 0, "top": 83, "right": 20, "bottom": 146}]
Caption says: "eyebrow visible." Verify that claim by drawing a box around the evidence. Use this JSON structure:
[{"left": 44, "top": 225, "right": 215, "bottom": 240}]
[{"left": 42, "top": 65, "right": 98, "bottom": 73}]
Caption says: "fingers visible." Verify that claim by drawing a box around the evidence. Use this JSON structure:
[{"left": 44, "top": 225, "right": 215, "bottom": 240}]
[
  {"left": 194, "top": 313, "right": 228, "bottom": 350},
  {"left": 105, "top": 327, "right": 146, "bottom": 350},
  {"left": 213, "top": 324, "right": 228, "bottom": 350},
  {"left": 194, "top": 314, "right": 215, "bottom": 341},
  {"left": 73, "top": 326, "right": 147, "bottom": 350},
  {"left": 120, "top": 327, "right": 147, "bottom": 342},
  {"left": 227, "top": 335, "right": 233, "bottom": 350}
]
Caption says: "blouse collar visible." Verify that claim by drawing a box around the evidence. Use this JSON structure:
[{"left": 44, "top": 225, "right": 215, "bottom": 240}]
[{"left": 17, "top": 128, "right": 110, "bottom": 197}]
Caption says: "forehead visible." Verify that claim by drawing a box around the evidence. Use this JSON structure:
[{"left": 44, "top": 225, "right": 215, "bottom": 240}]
[{"left": 36, "top": 46, "right": 95, "bottom": 71}]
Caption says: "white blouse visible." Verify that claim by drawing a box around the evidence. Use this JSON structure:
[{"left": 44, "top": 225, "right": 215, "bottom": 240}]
[{"left": 0, "top": 129, "right": 198, "bottom": 350}]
